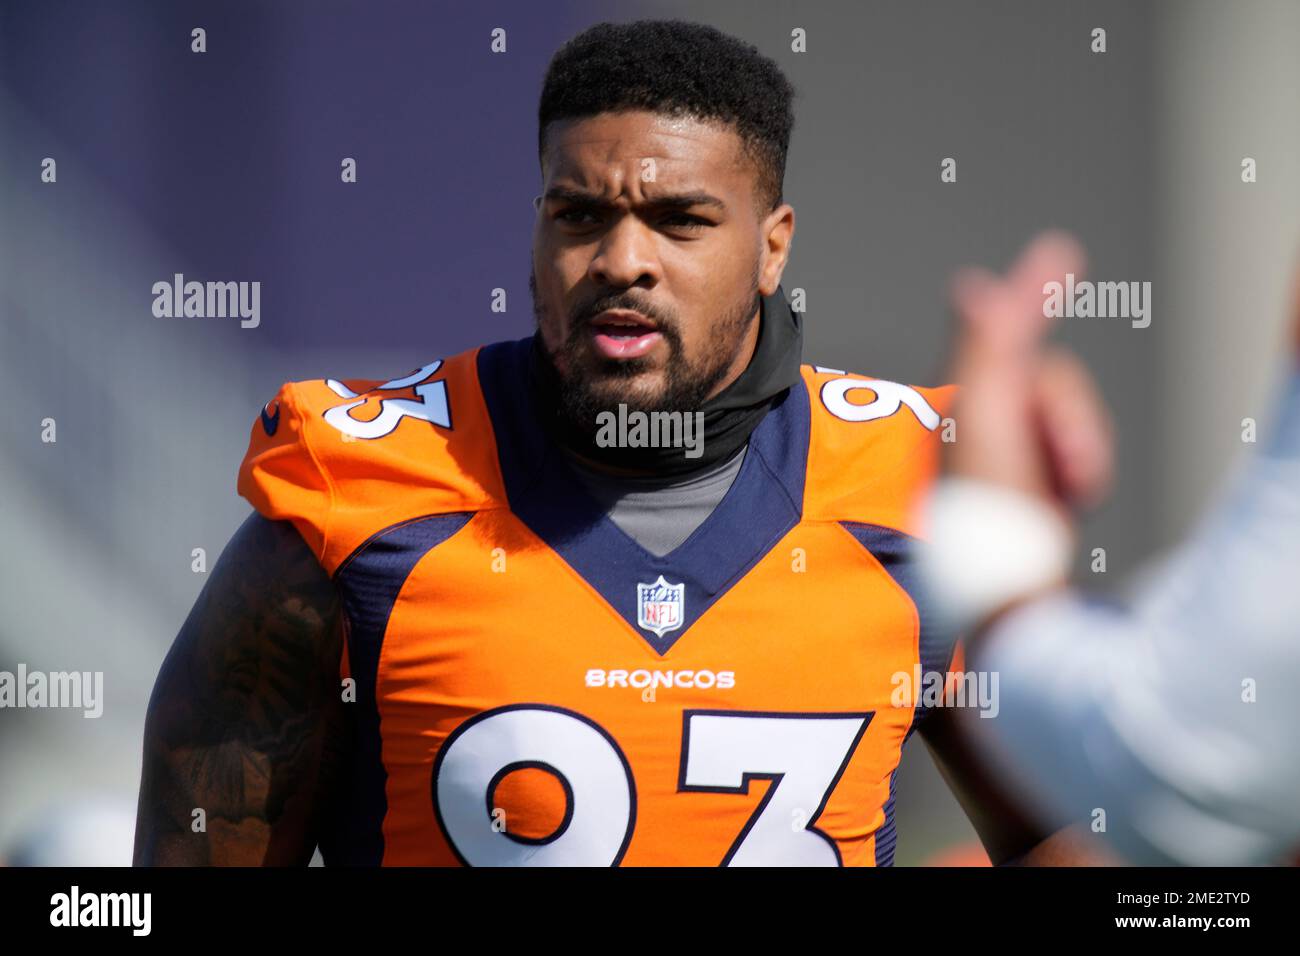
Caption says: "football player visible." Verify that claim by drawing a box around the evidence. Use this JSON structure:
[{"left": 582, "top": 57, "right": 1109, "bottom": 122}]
[{"left": 134, "top": 20, "right": 1098, "bottom": 866}]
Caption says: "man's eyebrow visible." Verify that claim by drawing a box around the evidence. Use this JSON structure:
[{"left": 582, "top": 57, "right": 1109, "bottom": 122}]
[
  {"left": 542, "top": 186, "right": 727, "bottom": 211},
  {"left": 648, "top": 191, "right": 728, "bottom": 211}
]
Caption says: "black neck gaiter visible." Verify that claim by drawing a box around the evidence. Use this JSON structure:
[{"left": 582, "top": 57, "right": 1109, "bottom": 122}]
[{"left": 528, "top": 285, "right": 804, "bottom": 478}]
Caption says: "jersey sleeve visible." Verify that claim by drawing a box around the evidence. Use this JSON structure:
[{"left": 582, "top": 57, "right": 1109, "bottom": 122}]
[{"left": 236, "top": 381, "right": 335, "bottom": 564}]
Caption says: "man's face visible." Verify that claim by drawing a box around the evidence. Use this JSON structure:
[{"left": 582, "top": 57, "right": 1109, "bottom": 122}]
[{"left": 531, "top": 110, "right": 793, "bottom": 422}]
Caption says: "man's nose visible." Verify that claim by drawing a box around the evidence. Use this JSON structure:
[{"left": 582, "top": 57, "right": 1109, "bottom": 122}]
[{"left": 587, "top": 218, "right": 660, "bottom": 289}]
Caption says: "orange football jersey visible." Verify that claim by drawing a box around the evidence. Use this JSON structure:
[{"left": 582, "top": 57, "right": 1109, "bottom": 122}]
[{"left": 238, "top": 337, "right": 959, "bottom": 866}]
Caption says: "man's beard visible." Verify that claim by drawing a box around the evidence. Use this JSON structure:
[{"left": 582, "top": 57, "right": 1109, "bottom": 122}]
[{"left": 529, "top": 269, "right": 761, "bottom": 442}]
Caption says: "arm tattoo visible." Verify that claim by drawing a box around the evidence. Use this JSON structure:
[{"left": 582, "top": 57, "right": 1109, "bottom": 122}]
[{"left": 134, "top": 513, "right": 347, "bottom": 865}]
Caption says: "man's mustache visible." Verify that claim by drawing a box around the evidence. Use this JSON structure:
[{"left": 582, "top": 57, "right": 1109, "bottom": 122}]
[{"left": 570, "top": 298, "right": 677, "bottom": 334}]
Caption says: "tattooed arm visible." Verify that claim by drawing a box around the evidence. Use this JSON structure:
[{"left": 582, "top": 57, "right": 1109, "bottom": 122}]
[{"left": 134, "top": 512, "right": 348, "bottom": 866}]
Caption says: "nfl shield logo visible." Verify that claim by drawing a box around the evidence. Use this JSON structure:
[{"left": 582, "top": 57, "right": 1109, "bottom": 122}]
[{"left": 637, "top": 575, "right": 685, "bottom": 638}]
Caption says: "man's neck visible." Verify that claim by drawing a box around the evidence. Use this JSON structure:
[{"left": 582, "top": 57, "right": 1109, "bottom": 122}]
[{"left": 528, "top": 284, "right": 803, "bottom": 479}]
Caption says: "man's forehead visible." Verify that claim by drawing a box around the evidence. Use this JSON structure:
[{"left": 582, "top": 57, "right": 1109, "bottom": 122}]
[{"left": 543, "top": 111, "right": 743, "bottom": 176}]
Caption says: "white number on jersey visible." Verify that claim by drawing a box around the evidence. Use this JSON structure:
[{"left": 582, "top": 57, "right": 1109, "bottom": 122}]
[
  {"left": 323, "top": 359, "right": 451, "bottom": 439},
  {"left": 432, "top": 704, "right": 871, "bottom": 866},
  {"left": 814, "top": 366, "right": 941, "bottom": 430},
  {"left": 679, "top": 711, "right": 870, "bottom": 866}
]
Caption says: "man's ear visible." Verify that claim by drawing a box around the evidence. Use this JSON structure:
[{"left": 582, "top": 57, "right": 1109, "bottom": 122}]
[{"left": 532, "top": 195, "right": 543, "bottom": 212}]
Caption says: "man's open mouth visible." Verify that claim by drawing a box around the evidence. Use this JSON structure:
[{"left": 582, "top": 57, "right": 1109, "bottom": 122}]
[{"left": 589, "top": 309, "right": 663, "bottom": 359}]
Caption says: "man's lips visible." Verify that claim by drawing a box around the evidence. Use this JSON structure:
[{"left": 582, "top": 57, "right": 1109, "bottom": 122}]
[{"left": 587, "top": 309, "right": 662, "bottom": 360}]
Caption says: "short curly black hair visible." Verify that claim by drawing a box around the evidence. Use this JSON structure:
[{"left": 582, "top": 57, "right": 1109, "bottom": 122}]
[{"left": 538, "top": 20, "right": 795, "bottom": 214}]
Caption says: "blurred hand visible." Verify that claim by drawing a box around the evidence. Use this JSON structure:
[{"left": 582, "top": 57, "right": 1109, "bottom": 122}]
[{"left": 945, "top": 231, "right": 1115, "bottom": 521}]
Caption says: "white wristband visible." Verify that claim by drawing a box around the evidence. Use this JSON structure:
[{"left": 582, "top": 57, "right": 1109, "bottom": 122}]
[{"left": 915, "top": 477, "right": 1073, "bottom": 633}]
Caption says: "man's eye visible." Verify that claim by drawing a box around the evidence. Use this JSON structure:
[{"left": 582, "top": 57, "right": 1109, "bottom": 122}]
[
  {"left": 661, "top": 214, "right": 709, "bottom": 231},
  {"left": 556, "top": 209, "right": 600, "bottom": 225}
]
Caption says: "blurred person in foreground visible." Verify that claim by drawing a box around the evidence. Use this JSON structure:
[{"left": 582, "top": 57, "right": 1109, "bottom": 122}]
[{"left": 918, "top": 232, "right": 1300, "bottom": 865}]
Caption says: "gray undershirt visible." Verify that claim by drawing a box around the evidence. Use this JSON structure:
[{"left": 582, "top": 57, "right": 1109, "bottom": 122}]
[{"left": 565, "top": 446, "right": 748, "bottom": 557}]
